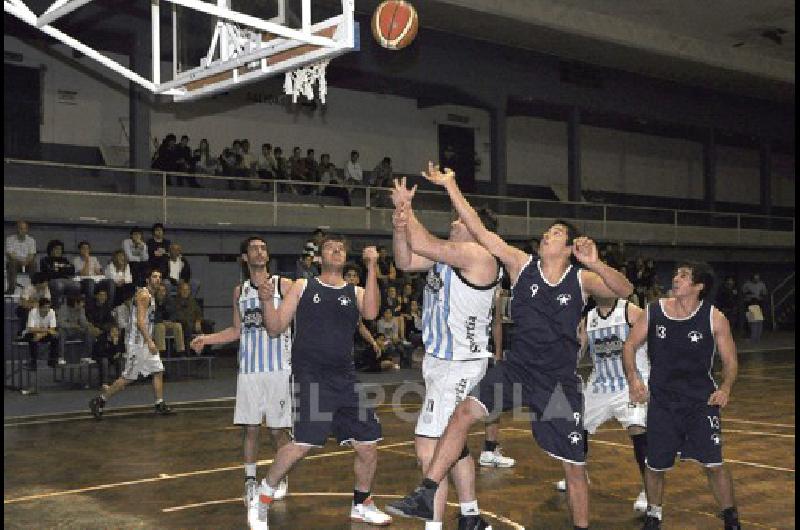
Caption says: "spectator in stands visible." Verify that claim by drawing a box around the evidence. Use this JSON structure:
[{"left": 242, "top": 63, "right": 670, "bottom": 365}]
[
  {"left": 152, "top": 134, "right": 179, "bottom": 184},
  {"left": 177, "top": 135, "right": 201, "bottom": 187},
  {"left": 147, "top": 223, "right": 170, "bottom": 279},
  {"left": 288, "top": 146, "right": 306, "bottom": 194},
  {"left": 717, "top": 276, "right": 740, "bottom": 334},
  {"left": 171, "top": 281, "right": 204, "bottom": 354},
  {"left": 193, "top": 138, "right": 217, "bottom": 179},
  {"left": 319, "top": 153, "right": 350, "bottom": 205},
  {"left": 105, "top": 249, "right": 132, "bottom": 305},
  {"left": 373, "top": 157, "right": 394, "bottom": 188},
  {"left": 274, "top": 146, "right": 288, "bottom": 182},
  {"left": 93, "top": 321, "right": 125, "bottom": 383},
  {"left": 123, "top": 227, "right": 149, "bottom": 286},
  {"left": 257, "top": 143, "right": 277, "bottom": 191},
  {"left": 406, "top": 299, "right": 423, "bottom": 347},
  {"left": 344, "top": 150, "right": 363, "bottom": 185},
  {"left": 73, "top": 241, "right": 110, "bottom": 299},
  {"left": 165, "top": 243, "right": 192, "bottom": 293},
  {"left": 86, "top": 288, "right": 115, "bottom": 333},
  {"left": 304, "top": 148, "right": 319, "bottom": 194},
  {"left": 601, "top": 243, "right": 623, "bottom": 270},
  {"left": 240, "top": 139, "right": 257, "bottom": 175},
  {"left": 153, "top": 283, "right": 186, "bottom": 356},
  {"left": 375, "top": 245, "right": 397, "bottom": 290},
  {"left": 5, "top": 220, "right": 37, "bottom": 295},
  {"left": 16, "top": 272, "right": 51, "bottom": 334},
  {"left": 295, "top": 250, "right": 319, "bottom": 280},
  {"left": 373, "top": 332, "right": 401, "bottom": 371},
  {"left": 57, "top": 295, "right": 96, "bottom": 365},
  {"left": 111, "top": 284, "right": 135, "bottom": 339},
  {"left": 742, "top": 273, "right": 768, "bottom": 341},
  {"left": 23, "top": 297, "right": 59, "bottom": 370},
  {"left": 40, "top": 239, "right": 77, "bottom": 307}
]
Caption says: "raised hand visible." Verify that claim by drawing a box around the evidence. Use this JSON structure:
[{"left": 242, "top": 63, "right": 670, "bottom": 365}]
[
  {"left": 391, "top": 177, "right": 417, "bottom": 208},
  {"left": 257, "top": 278, "right": 275, "bottom": 302},
  {"left": 363, "top": 245, "right": 379, "bottom": 265},
  {"left": 421, "top": 161, "right": 455, "bottom": 187},
  {"left": 572, "top": 236, "right": 599, "bottom": 267}
]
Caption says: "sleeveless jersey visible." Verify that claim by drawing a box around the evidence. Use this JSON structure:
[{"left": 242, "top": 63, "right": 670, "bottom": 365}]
[
  {"left": 238, "top": 276, "right": 292, "bottom": 374},
  {"left": 647, "top": 299, "right": 716, "bottom": 402},
  {"left": 127, "top": 288, "right": 155, "bottom": 348},
  {"left": 586, "top": 299, "right": 649, "bottom": 394},
  {"left": 292, "top": 278, "right": 360, "bottom": 374},
  {"left": 422, "top": 261, "right": 502, "bottom": 361},
  {"left": 508, "top": 257, "right": 585, "bottom": 379}
]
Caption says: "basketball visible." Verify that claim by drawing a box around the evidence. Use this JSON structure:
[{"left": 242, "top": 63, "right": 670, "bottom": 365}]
[{"left": 372, "top": 0, "right": 418, "bottom": 50}]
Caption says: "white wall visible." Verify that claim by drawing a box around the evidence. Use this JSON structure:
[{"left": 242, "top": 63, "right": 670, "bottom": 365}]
[
  {"left": 715, "top": 146, "right": 761, "bottom": 205},
  {"left": 507, "top": 116, "right": 568, "bottom": 193},
  {"left": 4, "top": 36, "right": 130, "bottom": 147}
]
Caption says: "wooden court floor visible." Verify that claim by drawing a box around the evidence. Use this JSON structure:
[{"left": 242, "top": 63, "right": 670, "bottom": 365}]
[{"left": 4, "top": 350, "right": 795, "bottom": 529}]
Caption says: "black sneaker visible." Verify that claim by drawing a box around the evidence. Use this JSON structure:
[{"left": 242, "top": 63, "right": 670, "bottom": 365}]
[
  {"left": 154, "top": 401, "right": 173, "bottom": 415},
  {"left": 89, "top": 397, "right": 104, "bottom": 420},
  {"left": 385, "top": 485, "right": 435, "bottom": 520},
  {"left": 642, "top": 515, "right": 662, "bottom": 529},
  {"left": 458, "top": 514, "right": 492, "bottom": 530}
]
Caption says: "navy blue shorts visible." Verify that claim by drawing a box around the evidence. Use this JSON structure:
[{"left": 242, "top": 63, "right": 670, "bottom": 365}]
[
  {"left": 292, "top": 372, "right": 382, "bottom": 447},
  {"left": 646, "top": 393, "right": 723, "bottom": 470},
  {"left": 470, "top": 361, "right": 586, "bottom": 464}
]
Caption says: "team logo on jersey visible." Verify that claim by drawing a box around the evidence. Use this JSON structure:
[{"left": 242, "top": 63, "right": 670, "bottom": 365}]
[
  {"left": 338, "top": 295, "right": 353, "bottom": 306},
  {"left": 242, "top": 308, "right": 264, "bottom": 328},
  {"left": 711, "top": 433, "right": 721, "bottom": 445},
  {"left": 589, "top": 316, "right": 598, "bottom": 328},
  {"left": 593, "top": 336, "right": 623, "bottom": 358},
  {"left": 568, "top": 431, "right": 583, "bottom": 445},
  {"left": 557, "top": 293, "right": 572, "bottom": 306},
  {"left": 313, "top": 293, "right": 321, "bottom": 303},
  {"left": 656, "top": 325, "right": 667, "bottom": 339},
  {"left": 688, "top": 330, "right": 703, "bottom": 343},
  {"left": 530, "top": 284, "right": 539, "bottom": 297}
]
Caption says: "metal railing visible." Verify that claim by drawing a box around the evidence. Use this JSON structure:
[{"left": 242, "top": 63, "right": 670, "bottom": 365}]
[
  {"left": 771, "top": 272, "right": 796, "bottom": 331},
  {"left": 3, "top": 158, "right": 795, "bottom": 246}
]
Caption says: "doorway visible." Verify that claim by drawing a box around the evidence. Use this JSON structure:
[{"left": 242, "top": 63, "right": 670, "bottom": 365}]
[{"left": 438, "top": 124, "right": 476, "bottom": 193}]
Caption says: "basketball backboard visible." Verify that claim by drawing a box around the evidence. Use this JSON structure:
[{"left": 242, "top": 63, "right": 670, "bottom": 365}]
[{"left": 4, "top": 0, "right": 358, "bottom": 102}]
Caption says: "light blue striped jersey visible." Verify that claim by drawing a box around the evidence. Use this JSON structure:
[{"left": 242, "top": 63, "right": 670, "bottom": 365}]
[
  {"left": 127, "top": 288, "right": 155, "bottom": 348},
  {"left": 422, "top": 261, "right": 501, "bottom": 361},
  {"left": 586, "top": 299, "right": 649, "bottom": 394},
  {"left": 238, "top": 276, "right": 291, "bottom": 374}
]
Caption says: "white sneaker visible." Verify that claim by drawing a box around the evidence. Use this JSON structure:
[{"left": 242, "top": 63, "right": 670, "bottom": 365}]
[
  {"left": 479, "top": 448, "right": 516, "bottom": 468},
  {"left": 273, "top": 478, "right": 288, "bottom": 500},
  {"left": 247, "top": 503, "right": 268, "bottom": 530},
  {"left": 633, "top": 490, "right": 648, "bottom": 512},
  {"left": 350, "top": 497, "right": 392, "bottom": 526}
]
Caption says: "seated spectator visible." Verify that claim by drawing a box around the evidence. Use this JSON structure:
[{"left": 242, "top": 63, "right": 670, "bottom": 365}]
[
  {"left": 18, "top": 272, "right": 52, "bottom": 332},
  {"left": 147, "top": 223, "right": 170, "bottom": 279},
  {"left": 152, "top": 134, "right": 179, "bottom": 184},
  {"left": 406, "top": 299, "right": 423, "bottom": 347},
  {"left": 372, "top": 156, "right": 393, "bottom": 188},
  {"left": 274, "top": 147, "right": 288, "bottom": 183},
  {"left": 57, "top": 295, "right": 98, "bottom": 364},
  {"left": 257, "top": 143, "right": 278, "bottom": 190},
  {"left": 319, "top": 153, "right": 351, "bottom": 205},
  {"left": 5, "top": 219, "right": 37, "bottom": 295},
  {"left": 86, "top": 288, "right": 115, "bottom": 333},
  {"left": 105, "top": 249, "right": 133, "bottom": 305},
  {"left": 123, "top": 227, "right": 149, "bottom": 286},
  {"left": 344, "top": 150, "right": 363, "bottom": 186},
  {"left": 295, "top": 250, "right": 319, "bottom": 280},
  {"left": 153, "top": 284, "right": 185, "bottom": 355},
  {"left": 192, "top": 138, "right": 217, "bottom": 178},
  {"left": 165, "top": 243, "right": 192, "bottom": 293},
  {"left": 170, "top": 281, "right": 204, "bottom": 354},
  {"left": 73, "top": 241, "right": 112, "bottom": 300},
  {"left": 93, "top": 322, "right": 126, "bottom": 383},
  {"left": 288, "top": 146, "right": 307, "bottom": 193},
  {"left": 304, "top": 148, "right": 319, "bottom": 194},
  {"left": 22, "top": 297, "right": 59, "bottom": 369},
  {"left": 375, "top": 245, "right": 397, "bottom": 290},
  {"left": 240, "top": 139, "right": 257, "bottom": 179},
  {"left": 40, "top": 239, "right": 78, "bottom": 307},
  {"left": 374, "top": 333, "right": 402, "bottom": 371}
]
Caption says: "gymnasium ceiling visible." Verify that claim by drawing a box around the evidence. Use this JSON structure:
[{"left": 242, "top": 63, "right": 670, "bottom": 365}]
[{"left": 5, "top": 0, "right": 796, "bottom": 102}]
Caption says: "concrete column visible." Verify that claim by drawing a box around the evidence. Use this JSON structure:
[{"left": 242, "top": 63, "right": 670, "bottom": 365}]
[
  {"left": 129, "top": 29, "right": 153, "bottom": 192},
  {"left": 760, "top": 140, "right": 772, "bottom": 216},
  {"left": 703, "top": 128, "right": 717, "bottom": 211},
  {"left": 567, "top": 106, "right": 581, "bottom": 202},
  {"left": 490, "top": 96, "right": 508, "bottom": 198}
]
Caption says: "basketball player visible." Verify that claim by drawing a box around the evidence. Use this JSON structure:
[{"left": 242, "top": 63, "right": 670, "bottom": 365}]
[
  {"left": 390, "top": 163, "right": 633, "bottom": 530},
  {"left": 189, "top": 236, "right": 292, "bottom": 525},
  {"left": 387, "top": 177, "right": 501, "bottom": 530},
  {"left": 624, "top": 262, "right": 741, "bottom": 530},
  {"left": 89, "top": 268, "right": 172, "bottom": 418},
  {"left": 554, "top": 296, "right": 650, "bottom": 513},
  {"left": 254, "top": 237, "right": 392, "bottom": 527}
]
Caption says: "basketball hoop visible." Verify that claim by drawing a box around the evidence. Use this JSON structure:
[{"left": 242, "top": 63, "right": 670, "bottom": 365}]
[{"left": 284, "top": 60, "right": 329, "bottom": 104}]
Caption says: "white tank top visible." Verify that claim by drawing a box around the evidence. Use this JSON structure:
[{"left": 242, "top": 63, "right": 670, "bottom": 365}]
[
  {"left": 238, "top": 276, "right": 292, "bottom": 373},
  {"left": 586, "top": 299, "right": 649, "bottom": 394},
  {"left": 127, "top": 288, "right": 155, "bottom": 348},
  {"left": 422, "top": 262, "right": 502, "bottom": 361}
]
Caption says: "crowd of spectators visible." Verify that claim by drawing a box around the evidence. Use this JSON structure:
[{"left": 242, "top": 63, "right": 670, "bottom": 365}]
[{"left": 6, "top": 220, "right": 209, "bottom": 379}]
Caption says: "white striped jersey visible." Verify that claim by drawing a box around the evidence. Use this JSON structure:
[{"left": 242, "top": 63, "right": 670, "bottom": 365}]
[
  {"left": 586, "top": 299, "right": 649, "bottom": 394},
  {"left": 127, "top": 288, "right": 155, "bottom": 348},
  {"left": 422, "top": 261, "right": 501, "bottom": 361},
  {"left": 238, "top": 276, "right": 292, "bottom": 374}
]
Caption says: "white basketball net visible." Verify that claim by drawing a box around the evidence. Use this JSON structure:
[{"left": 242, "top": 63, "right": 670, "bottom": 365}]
[{"left": 284, "top": 60, "right": 329, "bottom": 104}]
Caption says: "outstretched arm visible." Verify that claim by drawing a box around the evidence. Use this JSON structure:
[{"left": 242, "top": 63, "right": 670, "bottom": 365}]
[
  {"left": 391, "top": 180, "right": 434, "bottom": 272},
  {"left": 422, "top": 163, "right": 527, "bottom": 280},
  {"left": 190, "top": 285, "right": 242, "bottom": 352},
  {"left": 573, "top": 236, "right": 634, "bottom": 300}
]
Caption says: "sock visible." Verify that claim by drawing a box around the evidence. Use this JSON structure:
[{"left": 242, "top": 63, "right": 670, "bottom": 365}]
[
  {"left": 155, "top": 398, "right": 164, "bottom": 405},
  {"left": 631, "top": 433, "right": 647, "bottom": 476},
  {"left": 245, "top": 463, "right": 257, "bottom": 479},
  {"left": 425, "top": 523, "right": 443, "bottom": 530},
  {"left": 484, "top": 440, "right": 498, "bottom": 452},
  {"left": 460, "top": 500, "right": 479, "bottom": 516},
  {"left": 647, "top": 505, "right": 663, "bottom": 520},
  {"left": 583, "top": 429, "right": 589, "bottom": 457},
  {"left": 353, "top": 489, "right": 370, "bottom": 505},
  {"left": 722, "top": 506, "right": 740, "bottom": 526},
  {"left": 421, "top": 478, "right": 439, "bottom": 492}
]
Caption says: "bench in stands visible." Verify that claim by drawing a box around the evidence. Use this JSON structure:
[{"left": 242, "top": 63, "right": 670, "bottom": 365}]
[{"left": 162, "top": 355, "right": 214, "bottom": 379}]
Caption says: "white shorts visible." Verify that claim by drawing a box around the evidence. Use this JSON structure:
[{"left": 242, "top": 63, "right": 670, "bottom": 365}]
[
  {"left": 583, "top": 384, "right": 648, "bottom": 434},
  {"left": 121, "top": 345, "right": 164, "bottom": 380},
  {"left": 415, "top": 356, "right": 488, "bottom": 438},
  {"left": 233, "top": 370, "right": 293, "bottom": 428}
]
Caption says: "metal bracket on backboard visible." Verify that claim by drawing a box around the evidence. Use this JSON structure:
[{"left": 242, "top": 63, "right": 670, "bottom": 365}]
[{"left": 4, "top": 0, "right": 356, "bottom": 102}]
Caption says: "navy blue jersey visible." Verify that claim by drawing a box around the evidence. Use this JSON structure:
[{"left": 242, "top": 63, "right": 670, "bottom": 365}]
[
  {"left": 292, "top": 278, "right": 360, "bottom": 374},
  {"left": 507, "top": 257, "right": 586, "bottom": 380},
  {"left": 647, "top": 299, "right": 717, "bottom": 402}
]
